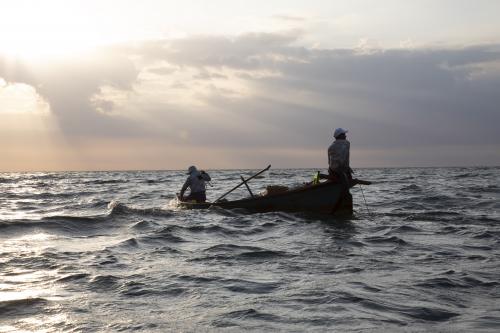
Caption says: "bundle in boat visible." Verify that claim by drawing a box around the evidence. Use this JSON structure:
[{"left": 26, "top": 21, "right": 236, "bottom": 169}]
[{"left": 261, "top": 185, "right": 289, "bottom": 196}]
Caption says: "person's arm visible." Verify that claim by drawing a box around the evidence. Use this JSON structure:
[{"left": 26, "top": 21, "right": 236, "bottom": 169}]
[
  {"left": 179, "top": 178, "right": 190, "bottom": 200},
  {"left": 200, "top": 171, "right": 211, "bottom": 181},
  {"left": 328, "top": 143, "right": 337, "bottom": 172},
  {"left": 327, "top": 145, "right": 333, "bottom": 169},
  {"left": 346, "top": 141, "right": 350, "bottom": 168}
]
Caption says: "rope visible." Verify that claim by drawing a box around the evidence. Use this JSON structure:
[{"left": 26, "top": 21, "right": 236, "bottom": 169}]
[{"left": 359, "top": 184, "right": 372, "bottom": 218}]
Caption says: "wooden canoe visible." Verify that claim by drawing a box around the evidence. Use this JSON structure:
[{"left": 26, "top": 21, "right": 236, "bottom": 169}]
[{"left": 177, "top": 179, "right": 370, "bottom": 215}]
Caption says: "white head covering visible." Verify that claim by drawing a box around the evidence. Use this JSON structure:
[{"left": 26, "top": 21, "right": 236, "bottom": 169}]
[
  {"left": 187, "top": 165, "right": 197, "bottom": 174},
  {"left": 334, "top": 128, "right": 348, "bottom": 138}
]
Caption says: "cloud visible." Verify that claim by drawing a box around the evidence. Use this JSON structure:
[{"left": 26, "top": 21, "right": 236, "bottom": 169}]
[
  {"left": 0, "top": 50, "right": 140, "bottom": 139},
  {"left": 129, "top": 35, "right": 500, "bottom": 150},
  {"left": 1, "top": 32, "right": 500, "bottom": 167}
]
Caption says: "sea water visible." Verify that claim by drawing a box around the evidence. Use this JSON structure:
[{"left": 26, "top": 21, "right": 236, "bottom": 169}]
[{"left": 0, "top": 167, "right": 499, "bottom": 332}]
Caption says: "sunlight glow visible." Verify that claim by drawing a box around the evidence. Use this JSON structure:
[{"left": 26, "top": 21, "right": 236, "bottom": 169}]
[
  {"left": 0, "top": 82, "right": 50, "bottom": 114},
  {"left": 1, "top": 24, "right": 106, "bottom": 59},
  {"left": 0, "top": 1, "right": 117, "bottom": 58}
]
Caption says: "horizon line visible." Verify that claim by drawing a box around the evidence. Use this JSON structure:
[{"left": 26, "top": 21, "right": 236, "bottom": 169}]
[{"left": 1, "top": 164, "right": 498, "bottom": 174}]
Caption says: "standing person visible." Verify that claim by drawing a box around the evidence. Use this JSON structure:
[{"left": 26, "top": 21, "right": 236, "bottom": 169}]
[
  {"left": 328, "top": 128, "right": 353, "bottom": 214},
  {"left": 328, "top": 128, "right": 351, "bottom": 183},
  {"left": 179, "top": 166, "right": 211, "bottom": 203}
]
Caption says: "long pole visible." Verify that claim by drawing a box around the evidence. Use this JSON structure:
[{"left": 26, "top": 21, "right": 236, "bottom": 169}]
[
  {"left": 240, "top": 176, "right": 254, "bottom": 198},
  {"left": 213, "top": 165, "right": 271, "bottom": 203}
]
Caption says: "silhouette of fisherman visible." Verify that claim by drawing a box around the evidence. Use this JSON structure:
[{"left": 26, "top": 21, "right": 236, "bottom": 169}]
[{"left": 179, "top": 166, "right": 211, "bottom": 203}]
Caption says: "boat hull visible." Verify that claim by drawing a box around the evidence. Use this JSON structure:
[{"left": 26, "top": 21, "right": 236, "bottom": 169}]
[{"left": 178, "top": 181, "right": 353, "bottom": 215}]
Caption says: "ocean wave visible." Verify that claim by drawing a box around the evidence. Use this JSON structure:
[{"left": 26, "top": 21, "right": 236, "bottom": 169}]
[
  {"left": 89, "top": 274, "right": 121, "bottom": 291},
  {"left": 349, "top": 281, "right": 382, "bottom": 293},
  {"left": 467, "top": 184, "right": 499, "bottom": 193},
  {"left": 108, "top": 201, "right": 174, "bottom": 218},
  {"left": 219, "top": 308, "right": 281, "bottom": 321},
  {"left": 405, "top": 210, "right": 463, "bottom": 222},
  {"left": 0, "top": 202, "right": 175, "bottom": 233},
  {"left": 84, "top": 179, "right": 128, "bottom": 185},
  {"left": 3, "top": 191, "right": 97, "bottom": 200},
  {"left": 359, "top": 298, "right": 459, "bottom": 321},
  {"left": 174, "top": 274, "right": 282, "bottom": 295},
  {"left": 421, "top": 194, "right": 459, "bottom": 204},
  {"left": 462, "top": 244, "right": 492, "bottom": 251},
  {"left": 234, "top": 250, "right": 290, "bottom": 260},
  {"left": 189, "top": 247, "right": 290, "bottom": 263},
  {"left": 130, "top": 220, "right": 157, "bottom": 229},
  {"left": 204, "top": 244, "right": 265, "bottom": 253},
  {"left": 118, "top": 281, "right": 150, "bottom": 297},
  {"left": 416, "top": 277, "right": 469, "bottom": 289},
  {"left": 0, "top": 297, "right": 48, "bottom": 316},
  {"left": 139, "top": 226, "right": 187, "bottom": 243},
  {"left": 151, "top": 246, "right": 182, "bottom": 255},
  {"left": 147, "top": 222, "right": 258, "bottom": 238},
  {"left": 474, "top": 316, "right": 500, "bottom": 329},
  {"left": 222, "top": 279, "right": 281, "bottom": 294},
  {"left": 399, "top": 184, "right": 423, "bottom": 192},
  {"left": 0, "top": 217, "right": 95, "bottom": 234},
  {"left": 184, "top": 224, "right": 234, "bottom": 234},
  {"left": 114, "top": 237, "right": 140, "bottom": 248},
  {"left": 364, "top": 235, "right": 408, "bottom": 246},
  {"left": 417, "top": 270, "right": 499, "bottom": 290},
  {"left": 0, "top": 177, "right": 16, "bottom": 184},
  {"left": 471, "top": 230, "right": 498, "bottom": 239},
  {"left": 454, "top": 172, "right": 478, "bottom": 178},
  {"left": 392, "top": 225, "right": 421, "bottom": 233},
  {"left": 56, "top": 273, "right": 91, "bottom": 282},
  {"left": 95, "top": 254, "right": 120, "bottom": 266},
  {"left": 107, "top": 322, "right": 160, "bottom": 331},
  {"left": 174, "top": 274, "right": 219, "bottom": 284},
  {"left": 118, "top": 281, "right": 186, "bottom": 297}
]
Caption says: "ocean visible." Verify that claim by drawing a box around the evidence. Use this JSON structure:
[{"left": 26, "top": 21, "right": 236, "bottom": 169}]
[{"left": 0, "top": 167, "right": 499, "bottom": 332}]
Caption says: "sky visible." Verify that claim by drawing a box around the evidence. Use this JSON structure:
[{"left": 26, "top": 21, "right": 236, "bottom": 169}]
[{"left": 1, "top": 0, "right": 499, "bottom": 171}]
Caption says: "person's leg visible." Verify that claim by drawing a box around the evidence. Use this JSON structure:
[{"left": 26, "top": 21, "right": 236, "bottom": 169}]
[{"left": 330, "top": 171, "right": 352, "bottom": 214}]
